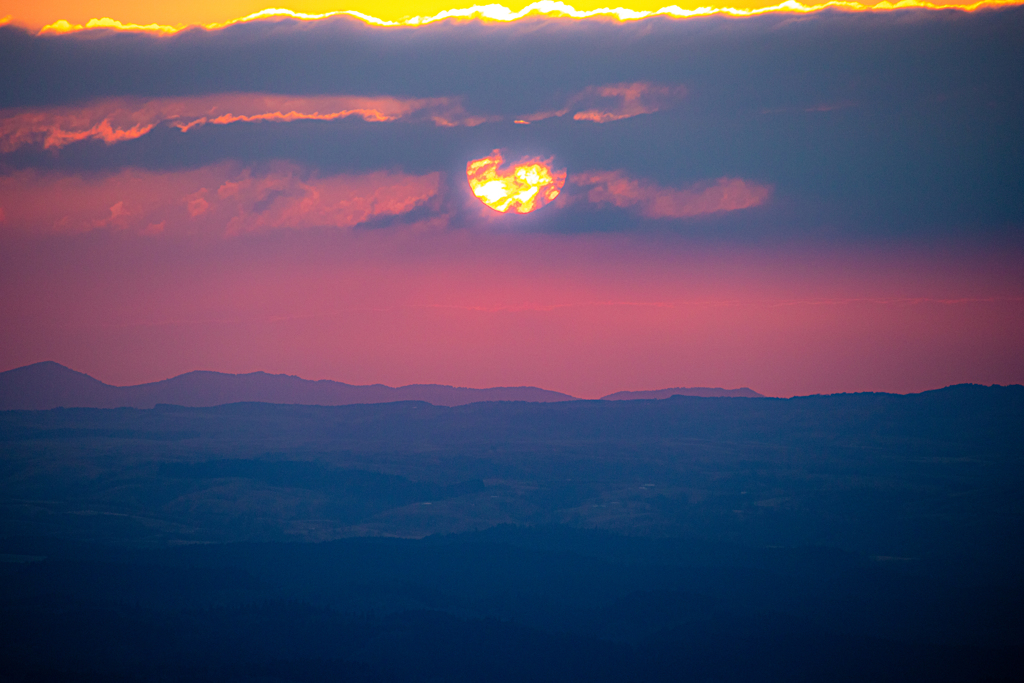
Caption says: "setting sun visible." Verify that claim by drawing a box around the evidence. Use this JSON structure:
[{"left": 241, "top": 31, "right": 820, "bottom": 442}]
[{"left": 466, "top": 149, "right": 566, "bottom": 214}]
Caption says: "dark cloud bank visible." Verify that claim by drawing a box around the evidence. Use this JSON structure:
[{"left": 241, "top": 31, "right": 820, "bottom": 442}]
[{"left": 0, "top": 8, "right": 1022, "bottom": 238}]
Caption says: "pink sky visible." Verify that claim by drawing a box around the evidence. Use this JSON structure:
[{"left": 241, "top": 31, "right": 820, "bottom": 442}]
[{"left": 2, "top": 219, "right": 1020, "bottom": 398}]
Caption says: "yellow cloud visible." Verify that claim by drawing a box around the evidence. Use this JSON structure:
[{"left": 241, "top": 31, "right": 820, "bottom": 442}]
[{"left": 6, "top": 0, "right": 1017, "bottom": 35}]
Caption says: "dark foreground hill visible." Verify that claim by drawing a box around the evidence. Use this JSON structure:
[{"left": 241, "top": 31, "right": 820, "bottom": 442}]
[
  {"left": 2, "top": 384, "right": 1021, "bottom": 570},
  {"left": 0, "top": 361, "right": 578, "bottom": 409},
  {"left": 1, "top": 385, "right": 1021, "bottom": 681}
]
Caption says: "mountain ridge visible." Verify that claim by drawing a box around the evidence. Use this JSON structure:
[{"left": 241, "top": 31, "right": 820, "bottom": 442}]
[
  {"left": 0, "top": 362, "right": 768, "bottom": 410},
  {"left": 0, "top": 362, "right": 575, "bottom": 410},
  {"left": 601, "top": 387, "right": 764, "bottom": 400}
]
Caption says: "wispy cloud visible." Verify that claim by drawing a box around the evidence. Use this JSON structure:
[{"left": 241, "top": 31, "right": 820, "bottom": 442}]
[
  {"left": 0, "top": 163, "right": 442, "bottom": 235},
  {"left": 570, "top": 171, "right": 771, "bottom": 218},
  {"left": 520, "top": 82, "right": 687, "bottom": 124},
  {"left": 0, "top": 93, "right": 486, "bottom": 152},
  {"left": 0, "top": 83, "right": 685, "bottom": 154}
]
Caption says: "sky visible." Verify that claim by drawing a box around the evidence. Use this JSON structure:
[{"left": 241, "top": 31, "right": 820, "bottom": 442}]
[{"left": 0, "top": 2, "right": 1022, "bottom": 398}]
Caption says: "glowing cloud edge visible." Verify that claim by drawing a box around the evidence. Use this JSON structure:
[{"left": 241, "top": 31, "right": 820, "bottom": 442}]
[{"left": 33, "top": 0, "right": 1024, "bottom": 35}]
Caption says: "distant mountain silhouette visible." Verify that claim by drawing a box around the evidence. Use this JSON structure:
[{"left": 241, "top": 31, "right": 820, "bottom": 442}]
[
  {"left": 0, "top": 362, "right": 578, "bottom": 410},
  {"left": 601, "top": 387, "right": 764, "bottom": 400}
]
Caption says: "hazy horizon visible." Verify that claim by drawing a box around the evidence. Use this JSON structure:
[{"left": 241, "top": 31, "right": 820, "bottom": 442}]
[
  {"left": 4, "top": 360, "right": 772, "bottom": 400},
  {"left": 8, "top": 358, "right": 1016, "bottom": 401}
]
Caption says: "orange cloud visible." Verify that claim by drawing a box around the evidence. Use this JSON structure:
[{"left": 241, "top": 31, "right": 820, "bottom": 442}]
[
  {"left": 571, "top": 171, "right": 771, "bottom": 218},
  {"left": 0, "top": 93, "right": 484, "bottom": 152},
  {"left": 0, "top": 163, "right": 442, "bottom": 235},
  {"left": 0, "top": 83, "right": 680, "bottom": 154},
  {"left": 520, "top": 82, "right": 687, "bottom": 123}
]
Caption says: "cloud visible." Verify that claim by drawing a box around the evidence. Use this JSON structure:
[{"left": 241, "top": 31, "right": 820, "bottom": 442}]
[
  {"left": 4, "top": 7, "right": 1020, "bottom": 116},
  {"left": 212, "top": 165, "right": 443, "bottom": 235},
  {"left": 571, "top": 83, "right": 688, "bottom": 123},
  {"left": 0, "top": 82, "right": 682, "bottom": 156},
  {"left": 0, "top": 93, "right": 486, "bottom": 152},
  {"left": 25, "top": 1, "right": 1020, "bottom": 36},
  {"left": 0, "top": 163, "right": 442, "bottom": 235},
  {"left": 520, "top": 82, "right": 687, "bottom": 123},
  {"left": 570, "top": 171, "right": 771, "bottom": 218},
  {"left": 0, "top": 8, "right": 1020, "bottom": 238}
]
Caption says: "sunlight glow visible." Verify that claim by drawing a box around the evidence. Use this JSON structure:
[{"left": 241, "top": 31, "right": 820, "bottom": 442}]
[
  {"left": 467, "top": 149, "right": 566, "bottom": 214},
  {"left": 32, "top": 0, "right": 1022, "bottom": 35}
]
